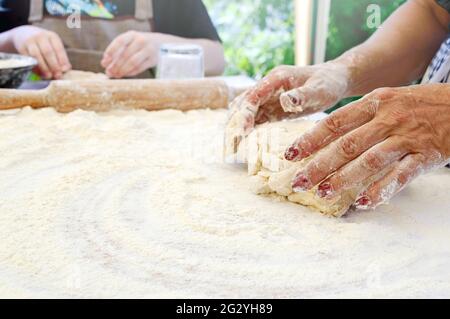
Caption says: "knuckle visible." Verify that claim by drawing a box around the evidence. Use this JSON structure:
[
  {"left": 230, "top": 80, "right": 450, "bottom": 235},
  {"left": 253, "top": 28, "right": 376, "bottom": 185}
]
[
  {"left": 27, "top": 34, "right": 40, "bottom": 43},
  {"left": 271, "top": 65, "right": 292, "bottom": 76},
  {"left": 337, "top": 135, "right": 360, "bottom": 159},
  {"left": 323, "top": 114, "right": 343, "bottom": 135},
  {"left": 362, "top": 152, "right": 384, "bottom": 172},
  {"left": 371, "top": 87, "right": 396, "bottom": 100},
  {"left": 364, "top": 96, "right": 380, "bottom": 116},
  {"left": 40, "top": 46, "right": 54, "bottom": 56},
  {"left": 136, "top": 35, "right": 147, "bottom": 44}
]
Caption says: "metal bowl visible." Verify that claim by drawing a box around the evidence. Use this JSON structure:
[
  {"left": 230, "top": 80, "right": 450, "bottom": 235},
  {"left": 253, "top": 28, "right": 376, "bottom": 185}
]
[{"left": 0, "top": 53, "right": 38, "bottom": 89}]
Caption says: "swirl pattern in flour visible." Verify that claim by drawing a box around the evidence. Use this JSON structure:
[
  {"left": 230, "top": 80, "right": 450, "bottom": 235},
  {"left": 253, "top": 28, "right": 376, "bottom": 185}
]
[{"left": 0, "top": 107, "right": 450, "bottom": 298}]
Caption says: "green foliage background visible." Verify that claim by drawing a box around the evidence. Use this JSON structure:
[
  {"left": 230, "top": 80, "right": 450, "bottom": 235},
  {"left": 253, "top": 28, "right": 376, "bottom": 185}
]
[
  {"left": 205, "top": 0, "right": 405, "bottom": 80},
  {"left": 326, "top": 0, "right": 406, "bottom": 60},
  {"left": 204, "top": 0, "right": 295, "bottom": 79}
]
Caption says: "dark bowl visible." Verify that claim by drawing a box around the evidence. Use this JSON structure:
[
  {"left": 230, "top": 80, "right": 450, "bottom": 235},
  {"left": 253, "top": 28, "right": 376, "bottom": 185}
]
[{"left": 0, "top": 53, "right": 38, "bottom": 89}]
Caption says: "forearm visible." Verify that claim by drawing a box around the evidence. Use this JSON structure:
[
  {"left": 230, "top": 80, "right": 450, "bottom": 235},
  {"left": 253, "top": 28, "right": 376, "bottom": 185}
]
[
  {"left": 331, "top": 0, "right": 450, "bottom": 97},
  {"left": 0, "top": 29, "right": 16, "bottom": 53},
  {"left": 152, "top": 32, "right": 225, "bottom": 76}
]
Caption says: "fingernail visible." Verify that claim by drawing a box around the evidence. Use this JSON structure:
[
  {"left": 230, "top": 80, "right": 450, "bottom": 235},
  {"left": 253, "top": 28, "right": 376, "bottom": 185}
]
[
  {"left": 285, "top": 146, "right": 300, "bottom": 161},
  {"left": 317, "top": 182, "right": 333, "bottom": 198},
  {"left": 292, "top": 174, "right": 311, "bottom": 192},
  {"left": 243, "top": 114, "right": 255, "bottom": 132},
  {"left": 287, "top": 93, "right": 301, "bottom": 106},
  {"left": 355, "top": 195, "right": 372, "bottom": 210}
]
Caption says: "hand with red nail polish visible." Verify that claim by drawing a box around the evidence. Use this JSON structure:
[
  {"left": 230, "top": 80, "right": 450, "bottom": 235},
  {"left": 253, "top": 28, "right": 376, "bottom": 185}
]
[
  {"left": 354, "top": 193, "right": 372, "bottom": 209},
  {"left": 225, "top": 63, "right": 350, "bottom": 155},
  {"left": 287, "top": 84, "right": 450, "bottom": 209}
]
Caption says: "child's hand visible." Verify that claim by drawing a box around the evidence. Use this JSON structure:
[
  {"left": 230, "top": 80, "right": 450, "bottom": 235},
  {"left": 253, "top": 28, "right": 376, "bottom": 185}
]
[
  {"left": 102, "top": 31, "right": 161, "bottom": 78},
  {"left": 12, "top": 25, "right": 71, "bottom": 79}
]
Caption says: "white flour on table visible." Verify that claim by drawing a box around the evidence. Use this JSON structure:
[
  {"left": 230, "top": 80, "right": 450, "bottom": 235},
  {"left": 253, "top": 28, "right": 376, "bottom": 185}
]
[{"left": 0, "top": 107, "right": 450, "bottom": 298}]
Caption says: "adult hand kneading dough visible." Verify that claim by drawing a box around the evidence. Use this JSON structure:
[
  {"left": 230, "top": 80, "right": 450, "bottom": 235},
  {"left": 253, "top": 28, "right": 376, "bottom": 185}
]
[
  {"left": 225, "top": 0, "right": 450, "bottom": 216},
  {"left": 238, "top": 120, "right": 378, "bottom": 217}
]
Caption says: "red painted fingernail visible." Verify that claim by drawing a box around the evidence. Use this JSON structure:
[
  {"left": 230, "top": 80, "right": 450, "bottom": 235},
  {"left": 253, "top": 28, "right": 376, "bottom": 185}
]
[
  {"left": 243, "top": 114, "right": 255, "bottom": 131},
  {"left": 285, "top": 146, "right": 300, "bottom": 161},
  {"left": 292, "top": 174, "right": 310, "bottom": 192},
  {"left": 287, "top": 93, "right": 299, "bottom": 106},
  {"left": 355, "top": 195, "right": 372, "bottom": 209},
  {"left": 317, "top": 182, "right": 333, "bottom": 198}
]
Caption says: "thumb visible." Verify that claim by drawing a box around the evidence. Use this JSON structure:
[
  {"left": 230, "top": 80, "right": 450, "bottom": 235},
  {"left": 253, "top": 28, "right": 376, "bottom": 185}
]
[{"left": 279, "top": 76, "right": 342, "bottom": 114}]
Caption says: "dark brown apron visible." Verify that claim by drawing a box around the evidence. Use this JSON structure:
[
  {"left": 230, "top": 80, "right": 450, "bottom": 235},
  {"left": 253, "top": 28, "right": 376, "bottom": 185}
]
[{"left": 28, "top": 0, "right": 154, "bottom": 77}]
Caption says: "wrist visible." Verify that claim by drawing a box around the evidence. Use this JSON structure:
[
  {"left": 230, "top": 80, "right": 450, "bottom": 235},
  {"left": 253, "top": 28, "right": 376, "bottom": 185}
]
[
  {"left": 321, "top": 59, "right": 353, "bottom": 99},
  {"left": 329, "top": 49, "right": 367, "bottom": 98}
]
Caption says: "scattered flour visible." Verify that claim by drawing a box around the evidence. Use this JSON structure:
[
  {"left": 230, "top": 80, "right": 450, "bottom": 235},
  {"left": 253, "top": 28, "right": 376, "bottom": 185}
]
[{"left": 0, "top": 107, "right": 450, "bottom": 298}]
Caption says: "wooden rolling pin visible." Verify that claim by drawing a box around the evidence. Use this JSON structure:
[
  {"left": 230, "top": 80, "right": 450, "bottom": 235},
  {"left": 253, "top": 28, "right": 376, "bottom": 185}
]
[{"left": 0, "top": 78, "right": 239, "bottom": 113}]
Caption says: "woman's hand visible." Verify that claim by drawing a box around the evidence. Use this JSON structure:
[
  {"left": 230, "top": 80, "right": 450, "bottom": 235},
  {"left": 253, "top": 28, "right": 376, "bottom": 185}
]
[
  {"left": 102, "top": 31, "right": 161, "bottom": 78},
  {"left": 285, "top": 84, "right": 450, "bottom": 209},
  {"left": 224, "top": 63, "right": 350, "bottom": 154},
  {"left": 11, "top": 26, "right": 71, "bottom": 79}
]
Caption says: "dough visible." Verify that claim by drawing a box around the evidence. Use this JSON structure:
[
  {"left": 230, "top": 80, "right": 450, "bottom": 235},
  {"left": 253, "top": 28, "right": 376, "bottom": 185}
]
[
  {"left": 62, "top": 70, "right": 109, "bottom": 80},
  {"left": 240, "top": 120, "right": 372, "bottom": 217}
]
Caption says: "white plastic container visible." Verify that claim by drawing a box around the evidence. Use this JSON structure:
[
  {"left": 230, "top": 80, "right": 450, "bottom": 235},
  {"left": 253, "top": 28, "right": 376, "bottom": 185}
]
[{"left": 157, "top": 44, "right": 204, "bottom": 79}]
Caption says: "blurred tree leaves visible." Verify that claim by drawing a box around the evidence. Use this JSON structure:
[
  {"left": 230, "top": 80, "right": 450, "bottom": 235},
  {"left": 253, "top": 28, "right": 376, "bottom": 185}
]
[
  {"left": 326, "top": 0, "right": 405, "bottom": 60},
  {"left": 204, "top": 0, "right": 405, "bottom": 87},
  {"left": 326, "top": 0, "right": 405, "bottom": 112},
  {"left": 204, "top": 0, "right": 295, "bottom": 79}
]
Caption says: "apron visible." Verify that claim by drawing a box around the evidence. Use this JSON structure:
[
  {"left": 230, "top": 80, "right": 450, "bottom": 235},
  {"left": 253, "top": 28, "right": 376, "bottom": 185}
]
[
  {"left": 28, "top": 0, "right": 154, "bottom": 77},
  {"left": 422, "top": 35, "right": 450, "bottom": 83}
]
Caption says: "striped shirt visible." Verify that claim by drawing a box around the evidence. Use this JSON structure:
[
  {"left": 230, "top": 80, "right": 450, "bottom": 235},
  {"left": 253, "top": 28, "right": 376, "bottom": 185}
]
[
  {"left": 422, "top": 36, "right": 450, "bottom": 83},
  {"left": 423, "top": 1, "right": 450, "bottom": 83}
]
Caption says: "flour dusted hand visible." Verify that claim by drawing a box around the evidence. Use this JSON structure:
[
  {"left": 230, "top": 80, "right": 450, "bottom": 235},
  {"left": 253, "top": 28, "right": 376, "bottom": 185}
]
[
  {"left": 242, "top": 120, "right": 362, "bottom": 217},
  {"left": 286, "top": 84, "right": 450, "bottom": 210},
  {"left": 224, "top": 63, "right": 350, "bottom": 155}
]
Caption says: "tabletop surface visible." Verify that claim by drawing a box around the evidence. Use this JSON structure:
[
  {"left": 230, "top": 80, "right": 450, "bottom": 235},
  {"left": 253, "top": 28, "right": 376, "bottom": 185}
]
[{"left": 1, "top": 77, "right": 448, "bottom": 298}]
